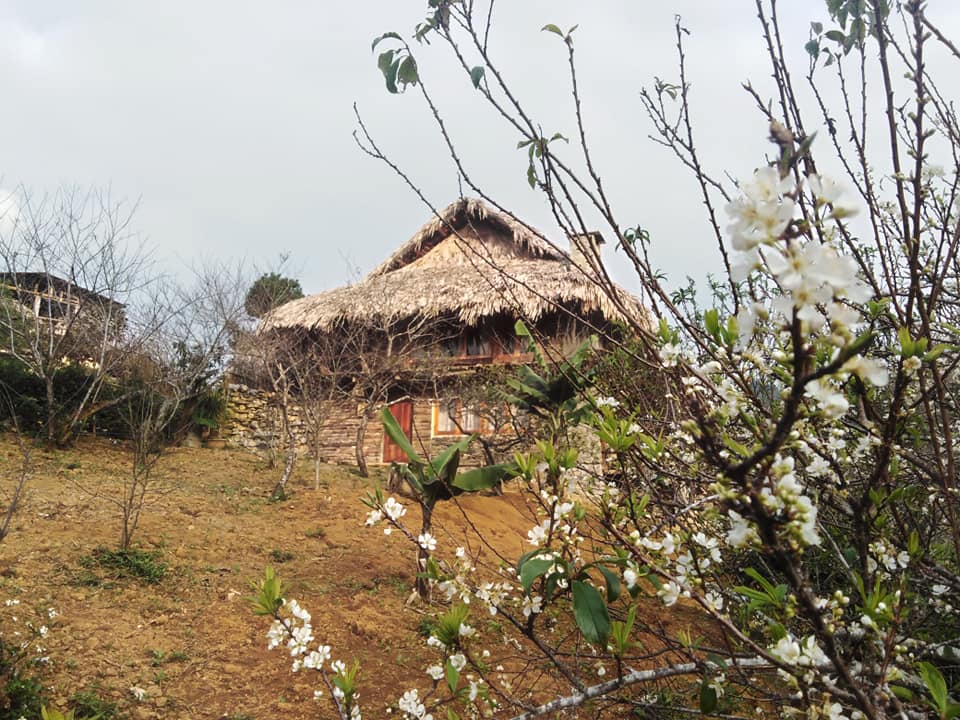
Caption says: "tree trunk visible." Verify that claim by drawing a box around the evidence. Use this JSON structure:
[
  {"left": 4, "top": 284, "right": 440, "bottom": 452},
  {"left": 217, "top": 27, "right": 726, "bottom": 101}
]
[
  {"left": 45, "top": 375, "right": 56, "bottom": 447},
  {"left": 355, "top": 413, "right": 369, "bottom": 478},
  {"left": 272, "top": 441, "right": 297, "bottom": 500},
  {"left": 416, "top": 503, "right": 433, "bottom": 598},
  {"left": 314, "top": 435, "right": 322, "bottom": 490}
]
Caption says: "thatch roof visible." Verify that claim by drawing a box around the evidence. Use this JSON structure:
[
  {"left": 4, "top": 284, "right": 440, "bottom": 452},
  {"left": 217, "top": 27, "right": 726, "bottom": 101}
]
[{"left": 261, "top": 198, "right": 643, "bottom": 333}]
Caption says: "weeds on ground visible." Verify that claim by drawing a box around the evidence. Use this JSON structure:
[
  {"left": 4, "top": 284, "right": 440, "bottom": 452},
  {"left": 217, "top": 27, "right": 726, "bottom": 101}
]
[
  {"left": 268, "top": 549, "right": 294, "bottom": 564},
  {"left": 70, "top": 687, "right": 121, "bottom": 719},
  {"left": 79, "top": 546, "right": 167, "bottom": 584}
]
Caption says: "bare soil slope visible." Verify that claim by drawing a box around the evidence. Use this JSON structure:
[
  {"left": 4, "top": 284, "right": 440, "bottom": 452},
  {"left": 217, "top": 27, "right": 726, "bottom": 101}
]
[{"left": 0, "top": 435, "right": 535, "bottom": 720}]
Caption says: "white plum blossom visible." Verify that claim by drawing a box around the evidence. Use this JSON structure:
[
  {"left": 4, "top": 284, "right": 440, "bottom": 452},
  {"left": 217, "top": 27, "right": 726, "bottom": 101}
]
[
  {"left": 521, "top": 594, "right": 543, "bottom": 618},
  {"left": 458, "top": 622, "right": 475, "bottom": 637},
  {"left": 623, "top": 568, "right": 638, "bottom": 590},
  {"left": 658, "top": 580, "right": 682, "bottom": 606},
  {"left": 903, "top": 355, "right": 922, "bottom": 374},
  {"left": 659, "top": 342, "right": 682, "bottom": 368},
  {"left": 726, "top": 166, "right": 797, "bottom": 250},
  {"left": 771, "top": 636, "right": 802, "bottom": 665},
  {"left": 705, "top": 590, "right": 725, "bottom": 612},
  {"left": 726, "top": 511, "right": 759, "bottom": 549},
  {"left": 806, "top": 379, "right": 850, "bottom": 419},
  {"left": 418, "top": 532, "right": 437, "bottom": 552},
  {"left": 398, "top": 689, "right": 431, "bottom": 720},
  {"left": 527, "top": 520, "right": 549, "bottom": 546},
  {"left": 426, "top": 664, "right": 445, "bottom": 680},
  {"left": 449, "top": 653, "right": 467, "bottom": 672},
  {"left": 383, "top": 497, "right": 406, "bottom": 521},
  {"left": 302, "top": 645, "right": 331, "bottom": 670}
]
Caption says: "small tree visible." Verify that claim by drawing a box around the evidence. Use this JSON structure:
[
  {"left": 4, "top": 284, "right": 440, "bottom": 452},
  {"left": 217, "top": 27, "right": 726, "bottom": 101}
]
[
  {"left": 244, "top": 272, "right": 303, "bottom": 319},
  {"left": 107, "top": 266, "right": 245, "bottom": 549}
]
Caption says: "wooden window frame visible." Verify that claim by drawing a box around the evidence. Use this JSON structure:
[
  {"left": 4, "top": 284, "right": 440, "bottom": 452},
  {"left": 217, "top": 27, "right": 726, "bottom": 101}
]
[
  {"left": 432, "top": 398, "right": 513, "bottom": 437},
  {"left": 433, "top": 398, "right": 481, "bottom": 436}
]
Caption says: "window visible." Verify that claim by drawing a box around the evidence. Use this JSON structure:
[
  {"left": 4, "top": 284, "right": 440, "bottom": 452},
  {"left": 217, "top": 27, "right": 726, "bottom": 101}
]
[
  {"left": 433, "top": 399, "right": 485, "bottom": 436},
  {"left": 464, "top": 330, "right": 492, "bottom": 357}
]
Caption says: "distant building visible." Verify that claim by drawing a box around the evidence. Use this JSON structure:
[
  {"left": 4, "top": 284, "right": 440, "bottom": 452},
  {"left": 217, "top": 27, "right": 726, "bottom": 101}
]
[{"left": 0, "top": 272, "right": 126, "bottom": 359}]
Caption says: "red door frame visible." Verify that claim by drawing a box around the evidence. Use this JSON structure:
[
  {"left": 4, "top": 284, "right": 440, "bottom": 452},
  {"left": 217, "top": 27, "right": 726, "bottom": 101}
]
[{"left": 382, "top": 400, "right": 413, "bottom": 463}]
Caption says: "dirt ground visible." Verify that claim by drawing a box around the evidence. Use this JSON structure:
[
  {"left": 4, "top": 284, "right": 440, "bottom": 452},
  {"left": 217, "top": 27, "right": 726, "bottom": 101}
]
[{"left": 0, "top": 435, "right": 540, "bottom": 720}]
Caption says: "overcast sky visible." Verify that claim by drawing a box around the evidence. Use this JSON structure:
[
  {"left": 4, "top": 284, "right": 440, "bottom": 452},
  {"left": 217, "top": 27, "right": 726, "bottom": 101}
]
[{"left": 1, "top": 1, "right": 958, "bottom": 298}]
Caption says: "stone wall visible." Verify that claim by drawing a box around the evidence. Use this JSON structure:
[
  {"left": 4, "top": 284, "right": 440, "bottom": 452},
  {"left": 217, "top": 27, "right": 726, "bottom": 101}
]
[
  {"left": 222, "top": 383, "right": 604, "bottom": 473},
  {"left": 222, "top": 383, "right": 372, "bottom": 465}
]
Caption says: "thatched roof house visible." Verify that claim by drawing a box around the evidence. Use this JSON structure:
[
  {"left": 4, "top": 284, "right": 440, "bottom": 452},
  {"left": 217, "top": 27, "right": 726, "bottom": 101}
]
[
  {"left": 261, "top": 198, "right": 643, "bottom": 333},
  {"left": 232, "top": 199, "right": 646, "bottom": 469}
]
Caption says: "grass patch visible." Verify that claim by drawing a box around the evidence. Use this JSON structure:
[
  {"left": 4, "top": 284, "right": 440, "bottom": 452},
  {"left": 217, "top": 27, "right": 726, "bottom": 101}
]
[
  {"left": 79, "top": 546, "right": 167, "bottom": 584},
  {"left": 150, "top": 649, "right": 189, "bottom": 666},
  {"left": 304, "top": 526, "right": 326, "bottom": 539},
  {"left": 71, "top": 686, "right": 122, "bottom": 720},
  {"left": 268, "top": 549, "right": 295, "bottom": 564}
]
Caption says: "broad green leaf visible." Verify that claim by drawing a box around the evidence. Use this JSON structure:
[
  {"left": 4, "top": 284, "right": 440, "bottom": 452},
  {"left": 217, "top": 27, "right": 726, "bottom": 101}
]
[
  {"left": 398, "top": 55, "right": 419, "bottom": 86},
  {"left": 699, "top": 682, "right": 718, "bottom": 713},
  {"left": 446, "top": 659, "right": 460, "bottom": 693},
  {"left": 453, "top": 463, "right": 517, "bottom": 492},
  {"left": 377, "top": 50, "right": 395, "bottom": 73},
  {"left": 429, "top": 437, "right": 470, "bottom": 483},
  {"left": 520, "top": 557, "right": 556, "bottom": 594},
  {"left": 380, "top": 406, "right": 423, "bottom": 463},
  {"left": 572, "top": 580, "right": 610, "bottom": 646},
  {"left": 591, "top": 564, "right": 622, "bottom": 603},
  {"left": 541, "top": 23, "right": 563, "bottom": 36},
  {"left": 920, "top": 661, "right": 948, "bottom": 713}
]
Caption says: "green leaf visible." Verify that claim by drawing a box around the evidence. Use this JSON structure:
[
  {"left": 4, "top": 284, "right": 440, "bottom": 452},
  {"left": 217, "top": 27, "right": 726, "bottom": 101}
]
[
  {"left": 520, "top": 557, "right": 556, "bottom": 594},
  {"left": 572, "top": 580, "right": 610, "bottom": 646},
  {"left": 371, "top": 31, "right": 402, "bottom": 51},
  {"left": 825, "top": 29, "right": 846, "bottom": 43},
  {"left": 385, "top": 59, "right": 400, "bottom": 94},
  {"left": 398, "top": 55, "right": 419, "bottom": 86},
  {"left": 699, "top": 682, "right": 718, "bottom": 713},
  {"left": 805, "top": 39, "right": 820, "bottom": 58},
  {"left": 381, "top": 406, "right": 423, "bottom": 464},
  {"left": 429, "top": 437, "right": 470, "bottom": 484},
  {"left": 446, "top": 659, "right": 460, "bottom": 693},
  {"left": 811, "top": 21, "right": 823, "bottom": 34},
  {"left": 897, "top": 327, "right": 915, "bottom": 356},
  {"left": 453, "top": 463, "right": 517, "bottom": 492},
  {"left": 920, "top": 661, "right": 948, "bottom": 714},
  {"left": 925, "top": 343, "right": 958, "bottom": 361},
  {"left": 470, "top": 66, "right": 485, "bottom": 89},
  {"left": 889, "top": 685, "right": 914, "bottom": 702},
  {"left": 541, "top": 23, "right": 564, "bottom": 37},
  {"left": 704, "top": 308, "right": 720, "bottom": 340},
  {"left": 591, "top": 564, "right": 622, "bottom": 603}
]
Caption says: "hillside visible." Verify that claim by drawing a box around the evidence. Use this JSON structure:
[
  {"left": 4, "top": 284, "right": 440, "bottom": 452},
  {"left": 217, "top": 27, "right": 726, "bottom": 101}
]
[{"left": 0, "top": 435, "right": 537, "bottom": 720}]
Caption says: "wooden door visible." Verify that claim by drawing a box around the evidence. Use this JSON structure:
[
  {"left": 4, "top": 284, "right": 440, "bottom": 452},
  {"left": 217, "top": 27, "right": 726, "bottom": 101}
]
[{"left": 382, "top": 400, "right": 413, "bottom": 463}]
